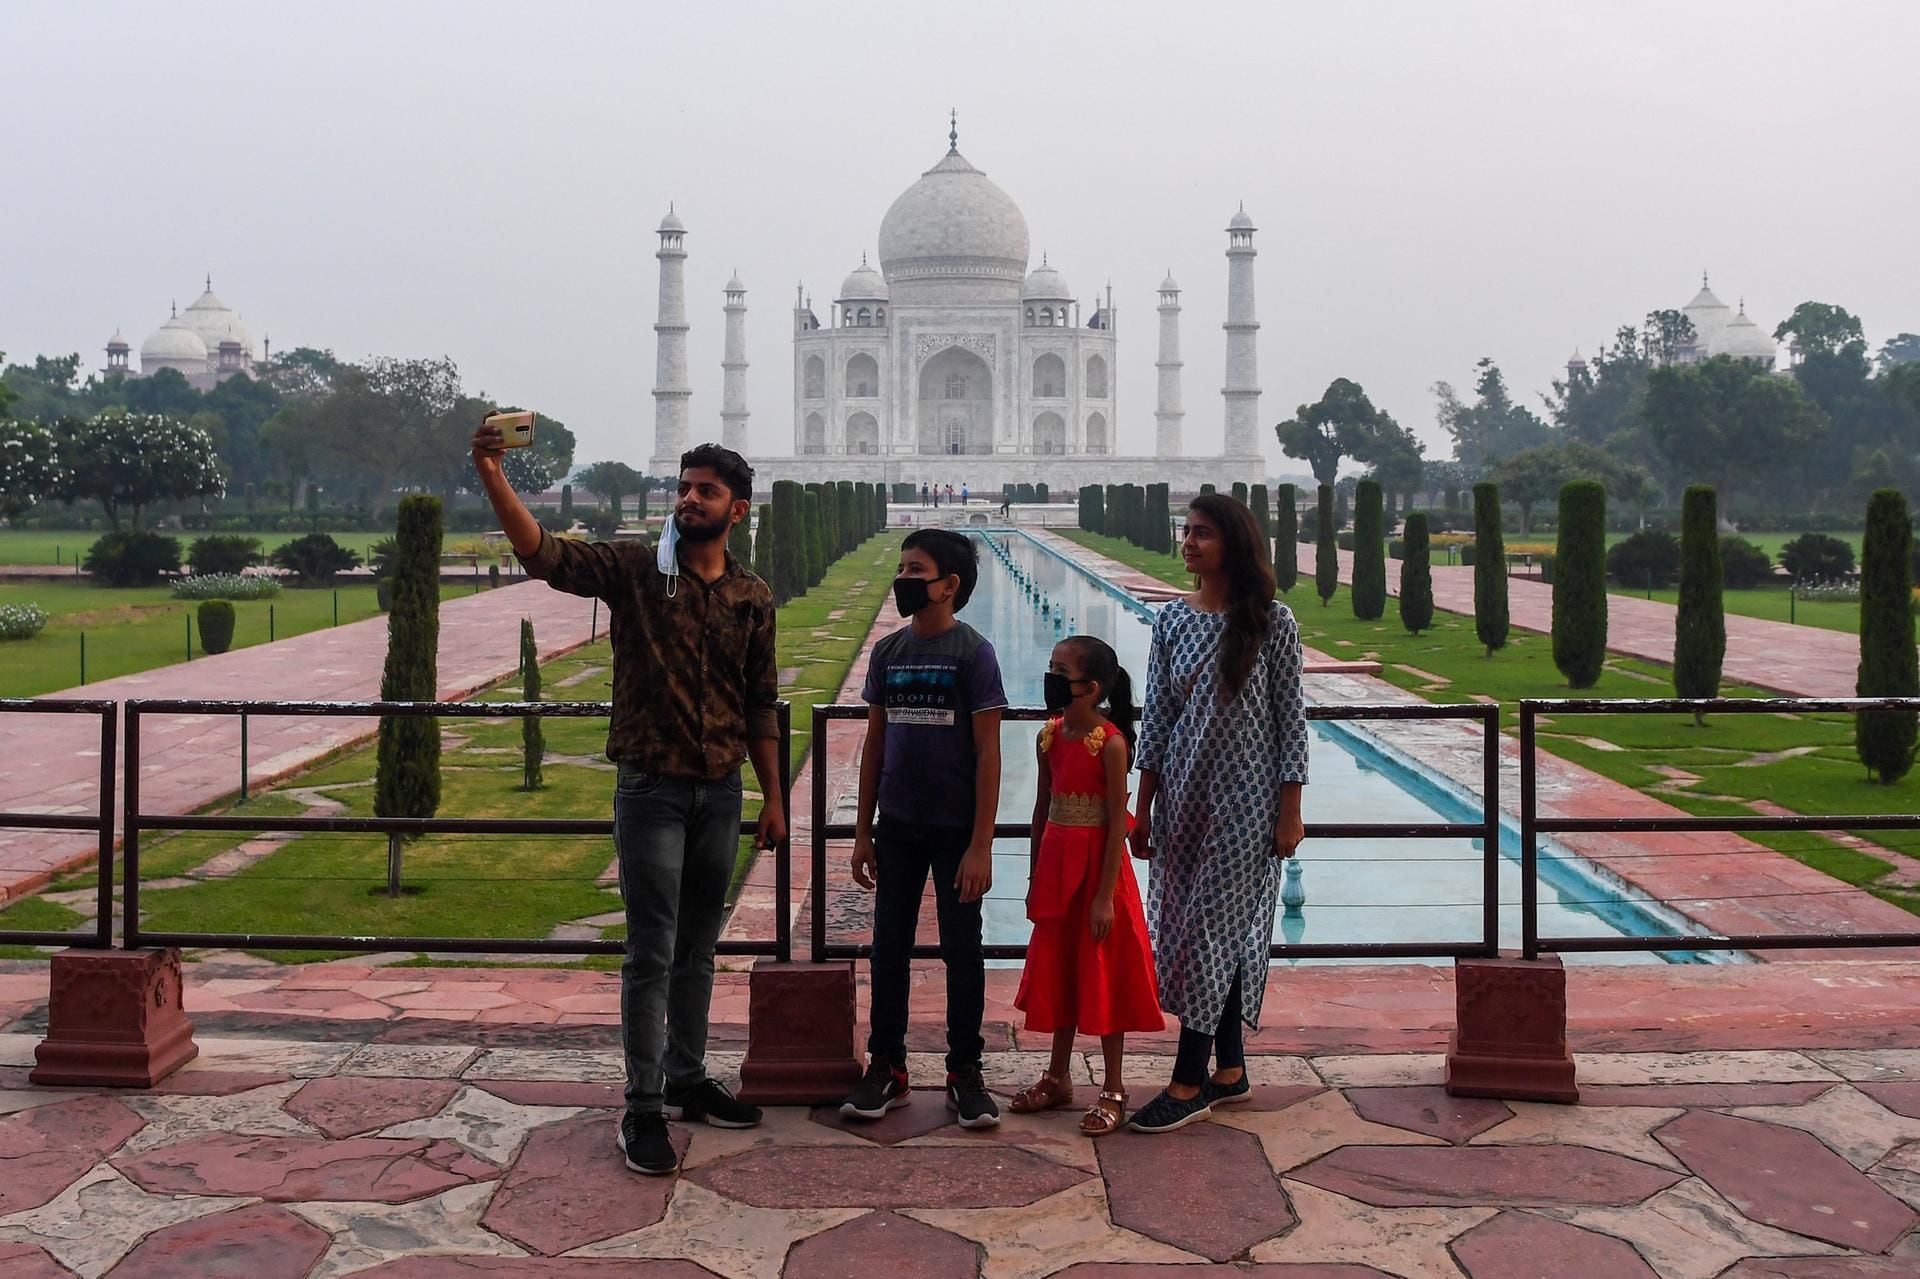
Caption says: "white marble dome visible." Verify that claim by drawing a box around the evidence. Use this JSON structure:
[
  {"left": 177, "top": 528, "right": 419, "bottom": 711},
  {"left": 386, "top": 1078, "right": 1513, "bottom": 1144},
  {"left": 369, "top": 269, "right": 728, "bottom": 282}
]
[
  {"left": 1721, "top": 307, "right": 1778, "bottom": 363},
  {"left": 181, "top": 287, "right": 250, "bottom": 358},
  {"left": 1683, "top": 283, "right": 1732, "bottom": 351},
  {"left": 877, "top": 147, "right": 1029, "bottom": 286},
  {"left": 1023, "top": 258, "right": 1072, "bottom": 301},
  {"left": 141, "top": 316, "right": 208, "bottom": 366},
  {"left": 837, "top": 258, "right": 888, "bottom": 301}
]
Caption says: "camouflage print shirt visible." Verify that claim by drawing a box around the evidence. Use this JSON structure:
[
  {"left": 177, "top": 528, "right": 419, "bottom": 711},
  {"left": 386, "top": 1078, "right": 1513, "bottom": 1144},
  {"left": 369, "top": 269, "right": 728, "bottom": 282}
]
[{"left": 519, "top": 531, "right": 779, "bottom": 779}]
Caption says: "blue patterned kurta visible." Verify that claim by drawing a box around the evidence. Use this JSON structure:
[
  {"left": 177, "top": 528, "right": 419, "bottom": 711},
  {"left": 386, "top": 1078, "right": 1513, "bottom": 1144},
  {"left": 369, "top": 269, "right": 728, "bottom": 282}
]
[{"left": 1135, "top": 599, "right": 1309, "bottom": 1032}]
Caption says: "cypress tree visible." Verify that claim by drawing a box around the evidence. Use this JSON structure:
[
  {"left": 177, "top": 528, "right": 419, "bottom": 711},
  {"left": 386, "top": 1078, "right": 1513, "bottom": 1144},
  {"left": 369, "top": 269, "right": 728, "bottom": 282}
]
[
  {"left": 1857, "top": 488, "right": 1918, "bottom": 782},
  {"left": 1250, "top": 484, "right": 1270, "bottom": 540},
  {"left": 1200, "top": 483, "right": 1216, "bottom": 495},
  {"left": 839, "top": 481, "right": 858, "bottom": 556},
  {"left": 1672, "top": 484, "right": 1724, "bottom": 722},
  {"left": 1400, "top": 512, "right": 1433, "bottom": 634},
  {"left": 1553, "top": 480, "right": 1608, "bottom": 689},
  {"left": 559, "top": 483, "right": 574, "bottom": 527},
  {"left": 375, "top": 495, "right": 442, "bottom": 897},
  {"left": 728, "top": 510, "right": 752, "bottom": 565},
  {"left": 1276, "top": 484, "right": 1298, "bottom": 594},
  {"left": 520, "top": 617, "right": 543, "bottom": 791},
  {"left": 1157, "top": 483, "right": 1174, "bottom": 552},
  {"left": 753, "top": 503, "right": 774, "bottom": 584},
  {"left": 803, "top": 490, "right": 824, "bottom": 586},
  {"left": 1315, "top": 483, "right": 1338, "bottom": 605},
  {"left": 1352, "top": 479, "right": 1386, "bottom": 620},
  {"left": 1335, "top": 487, "right": 1349, "bottom": 531},
  {"left": 1473, "top": 482, "right": 1509, "bottom": 656},
  {"left": 1231, "top": 481, "right": 1249, "bottom": 507},
  {"left": 771, "top": 480, "right": 802, "bottom": 604},
  {"left": 854, "top": 482, "right": 872, "bottom": 539},
  {"left": 1089, "top": 484, "right": 1105, "bottom": 535},
  {"left": 1103, "top": 485, "right": 1119, "bottom": 541}
]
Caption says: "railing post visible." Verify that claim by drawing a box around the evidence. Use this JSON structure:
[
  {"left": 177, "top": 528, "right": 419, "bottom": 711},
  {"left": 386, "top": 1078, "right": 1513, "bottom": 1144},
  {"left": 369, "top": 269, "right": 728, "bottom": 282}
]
[
  {"left": 1481, "top": 704, "right": 1500, "bottom": 958},
  {"left": 94, "top": 705, "right": 117, "bottom": 948},
  {"left": 124, "top": 702, "right": 142, "bottom": 949},
  {"left": 775, "top": 701, "right": 792, "bottom": 964},
  {"left": 1520, "top": 702, "right": 1539, "bottom": 961},
  {"left": 810, "top": 703, "right": 828, "bottom": 964},
  {"left": 239, "top": 710, "right": 249, "bottom": 802}
]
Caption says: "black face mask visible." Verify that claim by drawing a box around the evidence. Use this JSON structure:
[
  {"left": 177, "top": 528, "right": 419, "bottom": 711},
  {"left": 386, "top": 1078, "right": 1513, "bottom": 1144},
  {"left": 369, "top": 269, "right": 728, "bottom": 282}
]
[
  {"left": 1043, "top": 673, "right": 1086, "bottom": 711},
  {"left": 893, "top": 576, "right": 931, "bottom": 617}
]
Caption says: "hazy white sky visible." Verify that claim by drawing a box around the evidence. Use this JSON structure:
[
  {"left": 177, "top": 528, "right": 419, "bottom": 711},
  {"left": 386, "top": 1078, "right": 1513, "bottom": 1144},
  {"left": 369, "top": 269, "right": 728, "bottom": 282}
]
[{"left": 5, "top": 0, "right": 1916, "bottom": 474}]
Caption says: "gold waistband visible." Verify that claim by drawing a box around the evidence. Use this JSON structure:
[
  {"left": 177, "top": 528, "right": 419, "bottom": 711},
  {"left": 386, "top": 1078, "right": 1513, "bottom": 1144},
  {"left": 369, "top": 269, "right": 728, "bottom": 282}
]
[{"left": 1048, "top": 792, "right": 1107, "bottom": 828}]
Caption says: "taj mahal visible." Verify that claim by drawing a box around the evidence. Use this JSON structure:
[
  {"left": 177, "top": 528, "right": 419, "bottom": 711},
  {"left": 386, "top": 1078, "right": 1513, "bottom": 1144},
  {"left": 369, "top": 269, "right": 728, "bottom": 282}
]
[{"left": 645, "top": 120, "right": 1265, "bottom": 490}]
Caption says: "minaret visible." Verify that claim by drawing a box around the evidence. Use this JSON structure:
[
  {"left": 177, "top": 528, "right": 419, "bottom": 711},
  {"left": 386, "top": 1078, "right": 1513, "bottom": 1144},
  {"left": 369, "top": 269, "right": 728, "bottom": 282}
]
[
  {"left": 650, "top": 206, "right": 691, "bottom": 468},
  {"left": 1221, "top": 204, "right": 1261, "bottom": 458},
  {"left": 721, "top": 271, "right": 749, "bottom": 456},
  {"left": 1155, "top": 271, "right": 1183, "bottom": 457}
]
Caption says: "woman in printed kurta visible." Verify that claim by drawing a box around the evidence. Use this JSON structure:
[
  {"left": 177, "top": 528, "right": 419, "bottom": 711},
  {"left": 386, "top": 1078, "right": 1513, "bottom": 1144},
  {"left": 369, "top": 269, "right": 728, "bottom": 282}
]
[{"left": 1127, "top": 494, "right": 1309, "bottom": 1133}]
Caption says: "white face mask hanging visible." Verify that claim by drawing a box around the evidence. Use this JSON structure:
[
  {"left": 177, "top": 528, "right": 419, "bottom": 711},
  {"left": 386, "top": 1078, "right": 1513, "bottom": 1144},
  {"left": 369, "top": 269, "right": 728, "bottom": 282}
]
[{"left": 657, "top": 513, "right": 681, "bottom": 599}]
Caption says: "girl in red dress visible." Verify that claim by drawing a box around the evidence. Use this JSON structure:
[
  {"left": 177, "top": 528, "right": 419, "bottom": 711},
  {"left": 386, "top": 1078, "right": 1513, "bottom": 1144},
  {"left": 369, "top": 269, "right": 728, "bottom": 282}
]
[{"left": 1011, "top": 636, "right": 1165, "bottom": 1136}]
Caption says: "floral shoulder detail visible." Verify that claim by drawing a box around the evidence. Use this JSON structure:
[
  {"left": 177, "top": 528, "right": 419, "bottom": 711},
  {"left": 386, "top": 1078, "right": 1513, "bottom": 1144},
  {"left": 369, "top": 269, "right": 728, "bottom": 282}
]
[
  {"left": 1083, "top": 724, "right": 1109, "bottom": 756},
  {"left": 1038, "top": 719, "right": 1060, "bottom": 753}
]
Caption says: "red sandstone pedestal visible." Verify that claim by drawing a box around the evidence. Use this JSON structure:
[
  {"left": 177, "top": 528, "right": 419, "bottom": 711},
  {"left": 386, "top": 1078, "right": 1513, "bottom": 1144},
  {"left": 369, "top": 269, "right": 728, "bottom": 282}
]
[
  {"left": 737, "top": 961, "right": 864, "bottom": 1105},
  {"left": 1445, "top": 952, "right": 1578, "bottom": 1103},
  {"left": 31, "top": 948, "right": 199, "bottom": 1087}
]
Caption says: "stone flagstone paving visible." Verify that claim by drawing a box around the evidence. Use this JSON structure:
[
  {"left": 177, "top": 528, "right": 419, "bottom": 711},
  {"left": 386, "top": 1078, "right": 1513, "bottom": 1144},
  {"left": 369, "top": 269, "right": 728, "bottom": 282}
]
[{"left": 1, "top": 1037, "right": 1918, "bottom": 1275}]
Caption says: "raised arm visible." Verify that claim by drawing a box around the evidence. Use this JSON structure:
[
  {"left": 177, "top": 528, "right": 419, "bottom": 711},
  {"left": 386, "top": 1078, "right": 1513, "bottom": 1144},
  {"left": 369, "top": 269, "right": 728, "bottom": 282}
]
[
  {"left": 471, "top": 419, "right": 542, "bottom": 558},
  {"left": 473, "top": 420, "right": 639, "bottom": 600}
]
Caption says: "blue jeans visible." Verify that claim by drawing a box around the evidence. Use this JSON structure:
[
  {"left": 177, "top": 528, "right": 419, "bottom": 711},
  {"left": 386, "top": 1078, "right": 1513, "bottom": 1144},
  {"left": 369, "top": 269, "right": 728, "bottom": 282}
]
[
  {"left": 613, "top": 764, "right": 742, "bottom": 1114},
  {"left": 866, "top": 815, "right": 986, "bottom": 1075}
]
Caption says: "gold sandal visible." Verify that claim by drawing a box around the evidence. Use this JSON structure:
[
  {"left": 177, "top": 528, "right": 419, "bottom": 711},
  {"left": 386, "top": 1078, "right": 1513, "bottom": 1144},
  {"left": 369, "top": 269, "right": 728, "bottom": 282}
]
[
  {"left": 1009, "top": 1071, "right": 1075, "bottom": 1113},
  {"left": 1080, "top": 1090, "right": 1128, "bottom": 1136}
]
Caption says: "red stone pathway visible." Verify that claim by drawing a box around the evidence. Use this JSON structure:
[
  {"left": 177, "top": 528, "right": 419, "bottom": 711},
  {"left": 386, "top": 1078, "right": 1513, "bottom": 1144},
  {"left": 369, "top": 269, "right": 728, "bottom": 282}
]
[
  {"left": 1325, "top": 544, "right": 1863, "bottom": 698},
  {"left": 2, "top": 1025, "right": 1919, "bottom": 1275},
  {"left": 0, "top": 581, "right": 595, "bottom": 904}
]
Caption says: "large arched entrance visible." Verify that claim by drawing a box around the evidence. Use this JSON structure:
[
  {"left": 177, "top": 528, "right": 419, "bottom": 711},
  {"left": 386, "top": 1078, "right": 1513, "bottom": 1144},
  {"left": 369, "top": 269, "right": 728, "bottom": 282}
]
[{"left": 917, "top": 345, "right": 993, "bottom": 455}]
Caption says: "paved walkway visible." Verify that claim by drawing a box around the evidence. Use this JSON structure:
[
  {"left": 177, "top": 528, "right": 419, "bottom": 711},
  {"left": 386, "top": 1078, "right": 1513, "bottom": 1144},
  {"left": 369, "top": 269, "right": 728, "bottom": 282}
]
[
  {"left": 3, "top": 1027, "right": 1920, "bottom": 1276},
  {"left": 0, "top": 582, "right": 596, "bottom": 904},
  {"left": 1329, "top": 545, "right": 1860, "bottom": 698}
]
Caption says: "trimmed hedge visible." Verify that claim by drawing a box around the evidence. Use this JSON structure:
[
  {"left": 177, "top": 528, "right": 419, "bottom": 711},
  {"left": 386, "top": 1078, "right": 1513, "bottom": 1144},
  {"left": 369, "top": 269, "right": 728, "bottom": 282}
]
[
  {"left": 1857, "top": 489, "right": 1918, "bottom": 783},
  {"left": 1351, "top": 480, "right": 1386, "bottom": 621},
  {"left": 1607, "top": 530, "right": 1681, "bottom": 590},
  {"left": 197, "top": 599, "right": 236, "bottom": 655},
  {"left": 187, "top": 534, "right": 263, "bottom": 576},
  {"left": 1315, "top": 484, "right": 1337, "bottom": 605},
  {"left": 1674, "top": 485, "right": 1725, "bottom": 711},
  {"left": 1399, "top": 513, "right": 1433, "bottom": 635},
  {"left": 1275, "top": 484, "right": 1298, "bottom": 594},
  {"left": 1551, "top": 480, "right": 1607, "bottom": 689},
  {"left": 1473, "top": 482, "right": 1508, "bottom": 655},
  {"left": 85, "top": 531, "right": 182, "bottom": 587}
]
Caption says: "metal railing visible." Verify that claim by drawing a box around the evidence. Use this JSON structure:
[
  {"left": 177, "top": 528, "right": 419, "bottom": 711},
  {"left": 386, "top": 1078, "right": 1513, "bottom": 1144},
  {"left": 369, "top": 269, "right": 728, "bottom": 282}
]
[
  {"left": 1520, "top": 696, "right": 1920, "bottom": 959},
  {"left": 0, "top": 699, "right": 116, "bottom": 948},
  {"left": 122, "top": 698, "right": 793, "bottom": 961},
  {"left": 808, "top": 701, "right": 1503, "bottom": 963}
]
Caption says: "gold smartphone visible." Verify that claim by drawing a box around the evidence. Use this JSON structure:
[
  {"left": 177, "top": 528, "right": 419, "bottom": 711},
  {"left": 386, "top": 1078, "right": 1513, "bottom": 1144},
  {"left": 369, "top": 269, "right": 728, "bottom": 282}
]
[{"left": 485, "top": 410, "right": 536, "bottom": 448}]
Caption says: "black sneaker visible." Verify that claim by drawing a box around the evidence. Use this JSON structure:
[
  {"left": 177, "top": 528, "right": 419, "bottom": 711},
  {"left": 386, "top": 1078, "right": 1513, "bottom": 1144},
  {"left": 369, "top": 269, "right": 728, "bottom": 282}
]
[
  {"left": 946, "top": 1068, "right": 1001, "bottom": 1129},
  {"left": 616, "top": 1110, "right": 678, "bottom": 1176},
  {"left": 841, "top": 1058, "right": 911, "bottom": 1120},
  {"left": 664, "top": 1077, "right": 762, "bottom": 1129},
  {"left": 1128, "top": 1088, "right": 1213, "bottom": 1134},
  {"left": 1200, "top": 1073, "right": 1251, "bottom": 1107}
]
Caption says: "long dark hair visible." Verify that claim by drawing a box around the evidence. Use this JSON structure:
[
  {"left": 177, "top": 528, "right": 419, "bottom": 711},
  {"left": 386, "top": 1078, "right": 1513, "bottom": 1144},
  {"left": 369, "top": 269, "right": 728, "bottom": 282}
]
[
  {"left": 1064, "top": 634, "right": 1138, "bottom": 750},
  {"left": 1188, "top": 493, "right": 1275, "bottom": 701}
]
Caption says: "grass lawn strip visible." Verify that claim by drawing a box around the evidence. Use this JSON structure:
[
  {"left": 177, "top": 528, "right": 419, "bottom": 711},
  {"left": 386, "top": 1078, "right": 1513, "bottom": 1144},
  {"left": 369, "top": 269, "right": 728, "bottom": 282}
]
[
  {"left": 24, "top": 533, "right": 899, "bottom": 966},
  {"left": 1058, "top": 528, "right": 1920, "bottom": 917}
]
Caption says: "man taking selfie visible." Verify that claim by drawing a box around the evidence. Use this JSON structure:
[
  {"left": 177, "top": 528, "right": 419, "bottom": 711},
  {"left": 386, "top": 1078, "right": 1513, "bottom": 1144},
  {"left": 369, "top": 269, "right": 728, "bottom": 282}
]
[{"left": 472, "top": 424, "right": 785, "bottom": 1176}]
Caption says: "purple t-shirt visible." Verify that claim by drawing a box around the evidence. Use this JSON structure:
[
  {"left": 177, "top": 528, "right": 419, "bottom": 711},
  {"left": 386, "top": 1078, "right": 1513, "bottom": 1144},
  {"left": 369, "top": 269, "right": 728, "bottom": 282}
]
[{"left": 861, "top": 620, "right": 1008, "bottom": 829}]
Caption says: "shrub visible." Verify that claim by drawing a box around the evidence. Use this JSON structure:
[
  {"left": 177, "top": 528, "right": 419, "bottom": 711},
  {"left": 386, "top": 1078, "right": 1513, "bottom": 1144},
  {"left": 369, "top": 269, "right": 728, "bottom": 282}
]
[
  {"left": 271, "top": 533, "right": 361, "bottom": 586},
  {"left": 375, "top": 496, "right": 443, "bottom": 895},
  {"left": 1231, "top": 482, "right": 1249, "bottom": 507},
  {"left": 804, "top": 489, "right": 824, "bottom": 587},
  {"left": 488, "top": 563, "right": 500, "bottom": 588},
  {"left": 1473, "top": 482, "right": 1508, "bottom": 655},
  {"left": 536, "top": 509, "right": 571, "bottom": 533},
  {"left": 171, "top": 573, "right": 280, "bottom": 601},
  {"left": 1250, "top": 484, "right": 1271, "bottom": 540},
  {"left": 1719, "top": 536, "right": 1774, "bottom": 589},
  {"left": 1780, "top": 532, "right": 1855, "bottom": 583},
  {"left": 1399, "top": 513, "right": 1433, "bottom": 635},
  {"left": 728, "top": 511, "right": 752, "bottom": 566},
  {"left": 0, "top": 603, "right": 48, "bottom": 640},
  {"left": 1607, "top": 529, "right": 1681, "bottom": 590},
  {"left": 85, "top": 531, "right": 181, "bottom": 587},
  {"left": 1857, "top": 489, "right": 1918, "bottom": 783},
  {"left": 187, "top": 535, "right": 262, "bottom": 576},
  {"left": 1674, "top": 486, "right": 1726, "bottom": 717},
  {"left": 1315, "top": 484, "right": 1338, "bottom": 605},
  {"left": 1388, "top": 540, "right": 1405, "bottom": 560},
  {"left": 1351, "top": 480, "right": 1386, "bottom": 621},
  {"left": 197, "top": 599, "right": 236, "bottom": 655},
  {"left": 1335, "top": 531, "right": 1355, "bottom": 552},
  {"left": 559, "top": 484, "right": 574, "bottom": 525},
  {"left": 1551, "top": 480, "right": 1607, "bottom": 689},
  {"left": 771, "top": 481, "right": 802, "bottom": 604},
  {"left": 1275, "top": 484, "right": 1298, "bottom": 594},
  {"left": 1036, "top": 482, "right": 1049, "bottom": 505},
  {"left": 753, "top": 503, "right": 773, "bottom": 583},
  {"left": 368, "top": 538, "right": 399, "bottom": 579},
  {"left": 521, "top": 617, "right": 544, "bottom": 791},
  {"left": 583, "top": 507, "right": 621, "bottom": 538}
]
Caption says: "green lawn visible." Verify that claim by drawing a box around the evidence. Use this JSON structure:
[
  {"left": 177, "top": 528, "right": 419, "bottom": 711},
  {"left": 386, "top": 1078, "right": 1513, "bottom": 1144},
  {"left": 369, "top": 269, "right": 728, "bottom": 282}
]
[
  {"left": 1606, "top": 583, "right": 1860, "bottom": 633},
  {"left": 0, "top": 529, "right": 398, "bottom": 567},
  {"left": 13, "top": 532, "right": 900, "bottom": 965},
  {"left": 0, "top": 580, "right": 453, "bottom": 698},
  {"left": 1062, "top": 528, "right": 1920, "bottom": 914}
]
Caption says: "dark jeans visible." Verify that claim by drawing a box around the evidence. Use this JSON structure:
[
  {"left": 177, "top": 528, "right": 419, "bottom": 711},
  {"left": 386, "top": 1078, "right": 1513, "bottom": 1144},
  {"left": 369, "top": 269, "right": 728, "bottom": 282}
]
[
  {"left": 866, "top": 815, "right": 986, "bottom": 1075},
  {"left": 1171, "top": 973, "right": 1247, "bottom": 1087},
  {"left": 613, "top": 764, "right": 743, "bottom": 1114}
]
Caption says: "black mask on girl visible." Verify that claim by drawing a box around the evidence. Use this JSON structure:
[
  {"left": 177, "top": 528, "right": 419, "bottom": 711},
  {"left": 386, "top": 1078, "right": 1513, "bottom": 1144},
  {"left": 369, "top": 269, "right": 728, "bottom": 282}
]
[
  {"left": 1043, "top": 673, "right": 1088, "bottom": 711},
  {"left": 893, "top": 576, "right": 933, "bottom": 617}
]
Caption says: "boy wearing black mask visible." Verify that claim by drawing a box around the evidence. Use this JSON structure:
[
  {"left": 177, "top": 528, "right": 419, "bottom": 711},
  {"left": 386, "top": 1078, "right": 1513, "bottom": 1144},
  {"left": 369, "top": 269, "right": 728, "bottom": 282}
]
[{"left": 841, "top": 528, "right": 1006, "bottom": 1127}]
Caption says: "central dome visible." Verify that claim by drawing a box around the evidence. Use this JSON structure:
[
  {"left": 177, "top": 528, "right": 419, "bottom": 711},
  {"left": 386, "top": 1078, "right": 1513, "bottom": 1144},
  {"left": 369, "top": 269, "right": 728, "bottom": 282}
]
[{"left": 877, "top": 147, "right": 1029, "bottom": 291}]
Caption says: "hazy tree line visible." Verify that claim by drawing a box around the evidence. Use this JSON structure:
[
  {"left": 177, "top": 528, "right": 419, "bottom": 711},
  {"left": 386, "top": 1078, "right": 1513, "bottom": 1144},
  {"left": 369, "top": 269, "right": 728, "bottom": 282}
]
[{"left": 1279, "top": 302, "right": 1920, "bottom": 527}]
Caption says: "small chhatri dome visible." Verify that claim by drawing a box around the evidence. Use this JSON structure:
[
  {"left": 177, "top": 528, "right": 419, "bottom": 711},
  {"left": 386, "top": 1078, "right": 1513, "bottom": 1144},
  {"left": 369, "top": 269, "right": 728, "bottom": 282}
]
[
  {"left": 1721, "top": 302, "right": 1778, "bottom": 362},
  {"left": 725, "top": 270, "right": 746, "bottom": 294},
  {"left": 1022, "top": 255, "right": 1072, "bottom": 301},
  {"left": 659, "top": 205, "right": 684, "bottom": 233},
  {"left": 1567, "top": 348, "right": 1587, "bottom": 366},
  {"left": 1160, "top": 270, "right": 1180, "bottom": 292},
  {"left": 107, "top": 328, "right": 129, "bottom": 350},
  {"left": 837, "top": 255, "right": 889, "bottom": 301},
  {"left": 1228, "top": 203, "right": 1254, "bottom": 230}
]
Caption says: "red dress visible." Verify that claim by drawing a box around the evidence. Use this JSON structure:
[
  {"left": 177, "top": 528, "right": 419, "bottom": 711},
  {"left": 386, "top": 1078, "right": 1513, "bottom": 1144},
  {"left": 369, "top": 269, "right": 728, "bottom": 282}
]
[{"left": 1014, "top": 718, "right": 1165, "bottom": 1036}]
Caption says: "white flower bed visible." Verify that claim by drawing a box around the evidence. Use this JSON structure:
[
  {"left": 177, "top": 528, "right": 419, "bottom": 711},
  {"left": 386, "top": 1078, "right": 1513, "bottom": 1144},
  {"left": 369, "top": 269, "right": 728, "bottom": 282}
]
[
  {"left": 171, "top": 573, "right": 282, "bottom": 600},
  {"left": 0, "top": 603, "right": 49, "bottom": 640}
]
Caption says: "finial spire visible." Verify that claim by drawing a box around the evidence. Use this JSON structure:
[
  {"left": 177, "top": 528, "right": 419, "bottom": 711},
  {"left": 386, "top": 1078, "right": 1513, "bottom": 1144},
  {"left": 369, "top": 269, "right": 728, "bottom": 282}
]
[
  {"left": 171, "top": 300, "right": 177, "bottom": 317},
  {"left": 948, "top": 109, "right": 958, "bottom": 151},
  {"left": 205, "top": 273, "right": 211, "bottom": 291},
  {"left": 1702, "top": 269, "right": 1709, "bottom": 288}
]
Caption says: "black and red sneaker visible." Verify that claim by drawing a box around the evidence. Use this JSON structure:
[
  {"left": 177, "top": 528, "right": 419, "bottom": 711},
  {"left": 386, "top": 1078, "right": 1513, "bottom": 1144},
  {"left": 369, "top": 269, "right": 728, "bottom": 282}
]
[
  {"left": 840, "top": 1058, "right": 910, "bottom": 1120},
  {"left": 946, "top": 1067, "right": 1001, "bottom": 1129}
]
